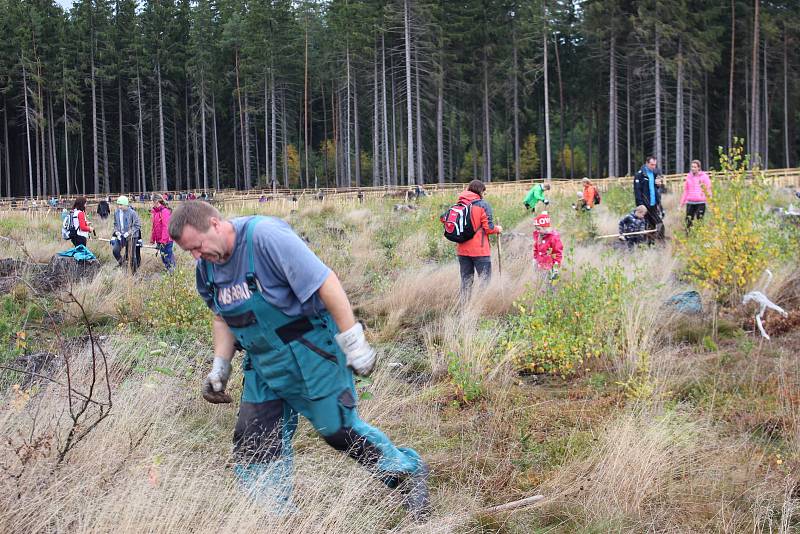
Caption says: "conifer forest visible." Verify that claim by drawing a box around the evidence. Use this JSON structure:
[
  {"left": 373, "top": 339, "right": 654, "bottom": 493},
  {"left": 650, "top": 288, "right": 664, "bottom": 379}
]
[{"left": 0, "top": 0, "right": 798, "bottom": 197}]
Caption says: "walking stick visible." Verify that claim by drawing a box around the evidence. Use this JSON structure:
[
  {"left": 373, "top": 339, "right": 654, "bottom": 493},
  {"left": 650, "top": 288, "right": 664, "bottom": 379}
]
[{"left": 496, "top": 224, "right": 503, "bottom": 277}]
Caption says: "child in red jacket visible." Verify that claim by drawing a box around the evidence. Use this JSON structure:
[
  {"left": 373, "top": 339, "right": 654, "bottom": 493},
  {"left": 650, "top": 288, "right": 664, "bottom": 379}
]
[{"left": 532, "top": 212, "right": 563, "bottom": 289}]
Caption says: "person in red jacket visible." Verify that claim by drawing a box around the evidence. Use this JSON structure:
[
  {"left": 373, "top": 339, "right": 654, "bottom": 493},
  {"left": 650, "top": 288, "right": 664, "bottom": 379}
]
[
  {"left": 68, "top": 196, "right": 94, "bottom": 247},
  {"left": 150, "top": 194, "right": 176, "bottom": 271},
  {"left": 532, "top": 211, "right": 563, "bottom": 290},
  {"left": 456, "top": 180, "right": 503, "bottom": 297}
]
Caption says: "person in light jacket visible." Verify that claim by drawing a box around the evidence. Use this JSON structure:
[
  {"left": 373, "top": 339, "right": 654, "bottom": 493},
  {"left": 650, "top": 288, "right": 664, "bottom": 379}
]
[
  {"left": 111, "top": 196, "right": 142, "bottom": 269},
  {"left": 680, "top": 159, "right": 712, "bottom": 231}
]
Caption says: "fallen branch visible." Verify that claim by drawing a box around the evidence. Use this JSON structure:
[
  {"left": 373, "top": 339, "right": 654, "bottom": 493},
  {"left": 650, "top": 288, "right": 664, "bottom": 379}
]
[
  {"left": 595, "top": 229, "right": 658, "bottom": 239},
  {"left": 478, "top": 494, "right": 546, "bottom": 515}
]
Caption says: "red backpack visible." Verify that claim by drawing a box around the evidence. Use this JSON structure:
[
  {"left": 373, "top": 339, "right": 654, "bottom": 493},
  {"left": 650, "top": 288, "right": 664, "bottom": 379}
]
[{"left": 441, "top": 200, "right": 477, "bottom": 243}]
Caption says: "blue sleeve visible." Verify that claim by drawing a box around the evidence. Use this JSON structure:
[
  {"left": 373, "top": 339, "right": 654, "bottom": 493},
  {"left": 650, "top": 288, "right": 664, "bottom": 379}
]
[
  {"left": 195, "top": 261, "right": 215, "bottom": 311},
  {"left": 254, "top": 221, "right": 331, "bottom": 304}
]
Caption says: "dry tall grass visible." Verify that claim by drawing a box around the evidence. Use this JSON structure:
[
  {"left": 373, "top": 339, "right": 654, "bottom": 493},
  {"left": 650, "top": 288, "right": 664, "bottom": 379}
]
[{"left": 2, "top": 185, "right": 799, "bottom": 533}]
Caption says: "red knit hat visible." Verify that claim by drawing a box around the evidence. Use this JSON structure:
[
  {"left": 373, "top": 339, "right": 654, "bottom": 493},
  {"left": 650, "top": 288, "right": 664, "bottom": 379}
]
[{"left": 534, "top": 212, "right": 551, "bottom": 228}]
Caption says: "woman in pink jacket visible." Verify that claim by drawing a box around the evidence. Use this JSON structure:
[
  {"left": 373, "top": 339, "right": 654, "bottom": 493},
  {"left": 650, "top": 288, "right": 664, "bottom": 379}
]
[
  {"left": 680, "top": 159, "right": 712, "bottom": 230},
  {"left": 151, "top": 194, "right": 176, "bottom": 271}
]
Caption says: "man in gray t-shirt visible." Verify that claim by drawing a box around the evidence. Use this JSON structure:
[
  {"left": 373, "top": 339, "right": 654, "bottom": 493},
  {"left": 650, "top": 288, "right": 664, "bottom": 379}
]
[
  {"left": 169, "top": 201, "right": 430, "bottom": 520},
  {"left": 195, "top": 217, "right": 330, "bottom": 317}
]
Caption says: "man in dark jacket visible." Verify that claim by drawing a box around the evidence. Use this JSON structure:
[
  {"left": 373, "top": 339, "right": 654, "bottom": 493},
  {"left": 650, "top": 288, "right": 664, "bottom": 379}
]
[
  {"left": 97, "top": 197, "right": 111, "bottom": 220},
  {"left": 633, "top": 156, "right": 665, "bottom": 241}
]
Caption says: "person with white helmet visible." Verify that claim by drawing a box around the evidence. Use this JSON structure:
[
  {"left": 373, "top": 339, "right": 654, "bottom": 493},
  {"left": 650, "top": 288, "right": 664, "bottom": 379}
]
[{"left": 111, "top": 195, "right": 143, "bottom": 269}]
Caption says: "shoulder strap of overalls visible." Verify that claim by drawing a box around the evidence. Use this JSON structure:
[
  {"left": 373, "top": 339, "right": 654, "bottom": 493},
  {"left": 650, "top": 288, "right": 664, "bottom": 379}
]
[
  {"left": 202, "top": 216, "right": 263, "bottom": 305},
  {"left": 243, "top": 216, "right": 263, "bottom": 293}
]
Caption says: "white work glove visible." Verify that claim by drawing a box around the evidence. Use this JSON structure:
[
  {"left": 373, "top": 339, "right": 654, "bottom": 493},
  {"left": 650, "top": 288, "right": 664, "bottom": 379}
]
[
  {"left": 123, "top": 231, "right": 130, "bottom": 239},
  {"left": 543, "top": 199, "right": 550, "bottom": 205},
  {"left": 114, "top": 231, "right": 122, "bottom": 240},
  {"left": 204, "top": 356, "right": 232, "bottom": 393},
  {"left": 618, "top": 235, "right": 626, "bottom": 242},
  {"left": 335, "top": 322, "right": 376, "bottom": 376}
]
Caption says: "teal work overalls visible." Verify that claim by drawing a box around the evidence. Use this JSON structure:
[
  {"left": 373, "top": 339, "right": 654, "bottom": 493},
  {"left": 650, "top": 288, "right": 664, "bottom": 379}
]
[{"left": 203, "top": 217, "right": 422, "bottom": 504}]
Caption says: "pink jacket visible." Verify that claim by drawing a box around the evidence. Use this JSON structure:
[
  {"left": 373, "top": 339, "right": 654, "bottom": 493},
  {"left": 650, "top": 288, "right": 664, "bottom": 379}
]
[
  {"left": 150, "top": 205, "right": 172, "bottom": 244},
  {"left": 532, "top": 230, "right": 563, "bottom": 270},
  {"left": 680, "top": 172, "right": 712, "bottom": 205}
]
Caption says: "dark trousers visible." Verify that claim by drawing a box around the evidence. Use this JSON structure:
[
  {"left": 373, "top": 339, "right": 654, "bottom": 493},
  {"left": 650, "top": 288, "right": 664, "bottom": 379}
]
[
  {"left": 156, "top": 242, "right": 176, "bottom": 271},
  {"left": 458, "top": 255, "right": 491, "bottom": 297},
  {"left": 70, "top": 234, "right": 87, "bottom": 248},
  {"left": 112, "top": 236, "right": 141, "bottom": 268},
  {"left": 644, "top": 204, "right": 665, "bottom": 241},
  {"left": 685, "top": 203, "right": 706, "bottom": 230}
]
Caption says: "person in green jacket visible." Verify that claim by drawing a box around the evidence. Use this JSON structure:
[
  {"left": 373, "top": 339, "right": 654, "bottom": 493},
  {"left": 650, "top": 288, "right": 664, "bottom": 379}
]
[{"left": 523, "top": 183, "right": 551, "bottom": 212}]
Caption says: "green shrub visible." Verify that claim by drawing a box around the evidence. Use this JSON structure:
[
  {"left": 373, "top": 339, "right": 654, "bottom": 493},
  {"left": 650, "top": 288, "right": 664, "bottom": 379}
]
[
  {"left": 600, "top": 185, "right": 633, "bottom": 217},
  {"left": 505, "top": 265, "right": 634, "bottom": 377},
  {"left": 675, "top": 141, "right": 776, "bottom": 306},
  {"left": 143, "top": 268, "right": 211, "bottom": 338},
  {"left": 447, "top": 351, "right": 484, "bottom": 405}
]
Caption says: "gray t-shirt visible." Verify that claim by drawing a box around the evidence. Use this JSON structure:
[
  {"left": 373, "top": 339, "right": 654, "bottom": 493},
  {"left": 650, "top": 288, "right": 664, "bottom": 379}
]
[{"left": 196, "top": 216, "right": 331, "bottom": 317}]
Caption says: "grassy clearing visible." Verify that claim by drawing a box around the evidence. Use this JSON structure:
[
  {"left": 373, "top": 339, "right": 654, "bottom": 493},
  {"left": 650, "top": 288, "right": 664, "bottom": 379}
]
[{"left": 1, "top": 184, "right": 799, "bottom": 533}]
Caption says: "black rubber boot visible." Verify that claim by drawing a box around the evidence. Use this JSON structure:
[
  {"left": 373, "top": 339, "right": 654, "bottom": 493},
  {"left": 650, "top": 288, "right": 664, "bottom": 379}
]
[{"left": 399, "top": 460, "right": 431, "bottom": 521}]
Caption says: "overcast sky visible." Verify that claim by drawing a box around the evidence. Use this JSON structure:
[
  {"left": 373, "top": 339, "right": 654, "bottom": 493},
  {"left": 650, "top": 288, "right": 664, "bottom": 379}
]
[{"left": 55, "top": 0, "right": 73, "bottom": 11}]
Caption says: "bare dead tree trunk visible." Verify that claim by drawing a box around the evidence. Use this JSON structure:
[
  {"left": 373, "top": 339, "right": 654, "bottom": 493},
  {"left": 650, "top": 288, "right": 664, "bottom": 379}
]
[
  {"left": 414, "top": 44, "right": 423, "bottom": 183},
  {"left": 750, "top": 0, "right": 760, "bottom": 163},
  {"left": 655, "top": 30, "right": 662, "bottom": 166},
  {"left": 482, "top": 49, "right": 491, "bottom": 182},
  {"left": 80, "top": 116, "right": 86, "bottom": 194},
  {"left": 554, "top": 33, "right": 566, "bottom": 179},
  {"left": 345, "top": 46, "right": 352, "bottom": 187},
  {"left": 201, "top": 75, "right": 208, "bottom": 190},
  {"left": 727, "top": 0, "right": 735, "bottom": 149},
  {"left": 63, "top": 86, "right": 70, "bottom": 196},
  {"left": 233, "top": 99, "right": 239, "bottom": 189},
  {"left": 688, "top": 84, "right": 693, "bottom": 163},
  {"left": 321, "top": 78, "right": 329, "bottom": 186},
  {"left": 373, "top": 42, "right": 380, "bottom": 186},
  {"left": 784, "top": 26, "right": 790, "bottom": 168},
  {"left": 281, "top": 88, "right": 288, "bottom": 186},
  {"left": 304, "top": 24, "right": 310, "bottom": 188},
  {"left": 437, "top": 33, "right": 445, "bottom": 184},
  {"left": 675, "top": 39, "right": 684, "bottom": 173},
  {"left": 704, "top": 73, "right": 710, "bottom": 167},
  {"left": 118, "top": 79, "right": 124, "bottom": 193},
  {"left": 235, "top": 50, "right": 246, "bottom": 189},
  {"left": 91, "top": 48, "right": 99, "bottom": 194},
  {"left": 354, "top": 62, "right": 362, "bottom": 187},
  {"left": 271, "top": 71, "right": 277, "bottom": 188},
  {"left": 543, "top": 4, "right": 552, "bottom": 181},
  {"left": 381, "top": 34, "right": 391, "bottom": 185},
  {"left": 513, "top": 27, "right": 520, "bottom": 181},
  {"left": 22, "top": 59, "right": 34, "bottom": 197},
  {"left": 3, "top": 99, "right": 10, "bottom": 196},
  {"left": 763, "top": 38, "right": 768, "bottom": 169},
  {"left": 608, "top": 36, "right": 617, "bottom": 177},
  {"left": 49, "top": 95, "right": 59, "bottom": 195},
  {"left": 136, "top": 71, "right": 146, "bottom": 193},
  {"left": 212, "top": 91, "right": 220, "bottom": 190},
  {"left": 244, "top": 91, "right": 251, "bottom": 189},
  {"left": 390, "top": 59, "right": 398, "bottom": 185},
  {"left": 404, "top": 0, "right": 415, "bottom": 185},
  {"left": 157, "top": 62, "right": 168, "bottom": 190},
  {"left": 101, "top": 84, "right": 110, "bottom": 192},
  {"left": 626, "top": 54, "right": 631, "bottom": 175}
]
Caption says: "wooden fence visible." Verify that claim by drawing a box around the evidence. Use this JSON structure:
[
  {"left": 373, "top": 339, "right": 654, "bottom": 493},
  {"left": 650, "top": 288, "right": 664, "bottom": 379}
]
[{"left": 1, "top": 167, "right": 798, "bottom": 213}]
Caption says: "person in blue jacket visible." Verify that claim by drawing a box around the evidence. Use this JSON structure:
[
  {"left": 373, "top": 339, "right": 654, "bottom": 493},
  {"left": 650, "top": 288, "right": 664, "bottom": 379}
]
[
  {"left": 168, "top": 201, "right": 430, "bottom": 519},
  {"left": 633, "top": 156, "right": 665, "bottom": 241}
]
